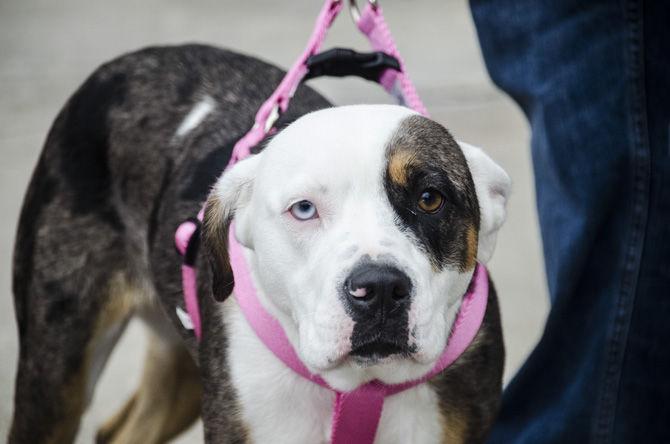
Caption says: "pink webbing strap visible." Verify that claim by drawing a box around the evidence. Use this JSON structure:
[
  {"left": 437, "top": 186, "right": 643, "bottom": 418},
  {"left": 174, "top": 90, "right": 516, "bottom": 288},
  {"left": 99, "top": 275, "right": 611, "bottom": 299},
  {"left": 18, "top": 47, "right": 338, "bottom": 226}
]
[
  {"left": 227, "top": 222, "right": 328, "bottom": 386},
  {"left": 331, "top": 382, "right": 386, "bottom": 444},
  {"left": 175, "top": 210, "right": 205, "bottom": 340},
  {"left": 355, "top": 3, "right": 429, "bottom": 116}
]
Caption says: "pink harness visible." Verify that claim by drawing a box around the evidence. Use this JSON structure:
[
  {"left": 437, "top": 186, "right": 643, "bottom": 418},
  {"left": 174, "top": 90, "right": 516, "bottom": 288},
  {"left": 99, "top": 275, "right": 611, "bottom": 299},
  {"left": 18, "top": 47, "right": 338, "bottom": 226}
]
[{"left": 174, "top": 1, "right": 490, "bottom": 442}]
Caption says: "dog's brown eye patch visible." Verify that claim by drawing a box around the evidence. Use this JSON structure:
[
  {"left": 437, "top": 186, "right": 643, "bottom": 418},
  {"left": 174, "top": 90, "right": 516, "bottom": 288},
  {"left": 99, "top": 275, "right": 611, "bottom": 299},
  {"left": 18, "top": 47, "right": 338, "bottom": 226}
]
[
  {"left": 418, "top": 189, "right": 444, "bottom": 213},
  {"left": 383, "top": 115, "right": 481, "bottom": 272}
]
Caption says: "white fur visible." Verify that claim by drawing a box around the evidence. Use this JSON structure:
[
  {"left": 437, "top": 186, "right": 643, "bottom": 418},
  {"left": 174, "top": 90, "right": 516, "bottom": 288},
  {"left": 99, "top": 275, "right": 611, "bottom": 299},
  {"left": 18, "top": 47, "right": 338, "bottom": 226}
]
[
  {"left": 212, "top": 105, "right": 510, "bottom": 441},
  {"left": 458, "top": 141, "right": 511, "bottom": 264},
  {"left": 175, "top": 95, "right": 215, "bottom": 137}
]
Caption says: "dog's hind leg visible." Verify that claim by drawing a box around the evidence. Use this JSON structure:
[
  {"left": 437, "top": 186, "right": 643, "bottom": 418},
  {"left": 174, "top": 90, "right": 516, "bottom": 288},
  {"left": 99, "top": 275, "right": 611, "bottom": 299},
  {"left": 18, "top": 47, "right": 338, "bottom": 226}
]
[
  {"left": 9, "top": 265, "right": 139, "bottom": 444},
  {"left": 95, "top": 326, "right": 201, "bottom": 444}
]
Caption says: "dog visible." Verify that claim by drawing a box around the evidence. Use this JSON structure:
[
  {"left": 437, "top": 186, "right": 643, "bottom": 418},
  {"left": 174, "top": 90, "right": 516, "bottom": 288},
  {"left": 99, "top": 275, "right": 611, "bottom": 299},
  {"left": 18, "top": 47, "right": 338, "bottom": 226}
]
[{"left": 10, "top": 44, "right": 510, "bottom": 443}]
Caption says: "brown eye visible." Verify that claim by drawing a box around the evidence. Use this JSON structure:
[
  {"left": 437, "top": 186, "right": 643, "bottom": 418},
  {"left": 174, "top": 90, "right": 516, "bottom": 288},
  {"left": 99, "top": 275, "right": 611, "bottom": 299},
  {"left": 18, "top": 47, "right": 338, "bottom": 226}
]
[{"left": 418, "top": 189, "right": 444, "bottom": 214}]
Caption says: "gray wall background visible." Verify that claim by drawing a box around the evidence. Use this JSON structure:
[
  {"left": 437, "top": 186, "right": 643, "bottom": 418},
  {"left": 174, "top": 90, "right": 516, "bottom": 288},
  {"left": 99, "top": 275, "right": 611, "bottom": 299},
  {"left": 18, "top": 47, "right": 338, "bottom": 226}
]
[{"left": 0, "top": 0, "right": 549, "bottom": 441}]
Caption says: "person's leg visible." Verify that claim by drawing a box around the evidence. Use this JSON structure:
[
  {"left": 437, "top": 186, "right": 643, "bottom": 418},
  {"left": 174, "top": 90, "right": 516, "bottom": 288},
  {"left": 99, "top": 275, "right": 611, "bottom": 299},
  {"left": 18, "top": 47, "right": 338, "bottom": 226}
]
[{"left": 469, "top": 0, "right": 670, "bottom": 442}]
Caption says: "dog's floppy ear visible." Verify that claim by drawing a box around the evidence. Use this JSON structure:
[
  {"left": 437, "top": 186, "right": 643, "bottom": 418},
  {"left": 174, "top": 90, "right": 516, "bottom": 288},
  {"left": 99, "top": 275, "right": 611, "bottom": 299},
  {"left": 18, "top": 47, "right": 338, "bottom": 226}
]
[
  {"left": 203, "top": 154, "right": 261, "bottom": 302},
  {"left": 459, "top": 142, "right": 511, "bottom": 264}
]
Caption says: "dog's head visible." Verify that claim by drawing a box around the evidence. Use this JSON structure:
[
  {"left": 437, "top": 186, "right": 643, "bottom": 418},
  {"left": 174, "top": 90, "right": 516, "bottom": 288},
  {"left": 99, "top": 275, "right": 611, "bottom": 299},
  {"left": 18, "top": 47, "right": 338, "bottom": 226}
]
[{"left": 204, "top": 105, "right": 510, "bottom": 390}]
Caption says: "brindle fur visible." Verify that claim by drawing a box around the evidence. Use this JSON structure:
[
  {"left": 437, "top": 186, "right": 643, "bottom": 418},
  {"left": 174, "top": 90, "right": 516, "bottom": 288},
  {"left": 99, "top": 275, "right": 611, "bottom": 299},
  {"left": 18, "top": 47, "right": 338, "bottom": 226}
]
[{"left": 10, "top": 44, "right": 503, "bottom": 443}]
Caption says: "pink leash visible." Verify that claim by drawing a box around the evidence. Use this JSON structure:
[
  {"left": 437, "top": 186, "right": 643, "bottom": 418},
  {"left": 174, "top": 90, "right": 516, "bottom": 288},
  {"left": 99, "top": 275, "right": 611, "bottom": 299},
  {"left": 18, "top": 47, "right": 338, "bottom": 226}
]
[{"left": 175, "top": 1, "right": 488, "bottom": 442}]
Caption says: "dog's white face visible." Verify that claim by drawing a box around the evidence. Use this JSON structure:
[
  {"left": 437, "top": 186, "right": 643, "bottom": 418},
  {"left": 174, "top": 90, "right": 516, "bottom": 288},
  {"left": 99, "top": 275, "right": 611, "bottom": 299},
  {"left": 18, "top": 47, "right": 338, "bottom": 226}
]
[{"left": 205, "top": 105, "right": 510, "bottom": 391}]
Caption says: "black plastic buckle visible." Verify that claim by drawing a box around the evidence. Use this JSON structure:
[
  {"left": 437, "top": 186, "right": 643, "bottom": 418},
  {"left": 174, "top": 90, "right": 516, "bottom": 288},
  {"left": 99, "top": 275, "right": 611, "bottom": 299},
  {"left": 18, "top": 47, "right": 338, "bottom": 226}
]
[{"left": 304, "top": 48, "right": 401, "bottom": 83}]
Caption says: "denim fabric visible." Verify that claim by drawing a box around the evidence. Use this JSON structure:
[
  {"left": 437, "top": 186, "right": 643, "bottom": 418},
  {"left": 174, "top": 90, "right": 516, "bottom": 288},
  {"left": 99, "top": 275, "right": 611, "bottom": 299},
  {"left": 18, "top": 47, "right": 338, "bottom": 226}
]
[{"left": 469, "top": 1, "right": 670, "bottom": 442}]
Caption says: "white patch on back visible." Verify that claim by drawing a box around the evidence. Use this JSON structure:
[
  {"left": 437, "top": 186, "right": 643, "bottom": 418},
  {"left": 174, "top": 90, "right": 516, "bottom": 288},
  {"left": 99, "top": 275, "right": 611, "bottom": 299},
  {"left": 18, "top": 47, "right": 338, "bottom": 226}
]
[{"left": 175, "top": 96, "right": 215, "bottom": 137}]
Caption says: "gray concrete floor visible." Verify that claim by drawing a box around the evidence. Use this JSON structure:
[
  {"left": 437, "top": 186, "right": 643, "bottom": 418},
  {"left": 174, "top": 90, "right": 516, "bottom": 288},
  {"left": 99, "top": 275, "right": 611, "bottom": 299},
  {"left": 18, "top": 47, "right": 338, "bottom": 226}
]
[{"left": 0, "top": 0, "right": 549, "bottom": 442}]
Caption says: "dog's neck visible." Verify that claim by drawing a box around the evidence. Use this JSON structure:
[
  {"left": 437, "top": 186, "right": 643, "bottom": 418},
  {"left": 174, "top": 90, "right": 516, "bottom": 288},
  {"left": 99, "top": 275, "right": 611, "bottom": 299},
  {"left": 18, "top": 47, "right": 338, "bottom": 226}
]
[{"left": 221, "top": 297, "right": 447, "bottom": 444}]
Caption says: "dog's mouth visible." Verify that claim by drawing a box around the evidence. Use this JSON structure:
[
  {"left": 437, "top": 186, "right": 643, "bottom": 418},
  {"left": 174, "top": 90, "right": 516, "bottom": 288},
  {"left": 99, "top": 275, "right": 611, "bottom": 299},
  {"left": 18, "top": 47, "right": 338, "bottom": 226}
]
[{"left": 349, "top": 339, "right": 413, "bottom": 362}]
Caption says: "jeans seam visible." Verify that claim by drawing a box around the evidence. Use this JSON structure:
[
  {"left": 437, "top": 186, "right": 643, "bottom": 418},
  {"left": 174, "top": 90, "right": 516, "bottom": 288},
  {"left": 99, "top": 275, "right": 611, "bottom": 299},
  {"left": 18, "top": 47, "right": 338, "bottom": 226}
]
[{"left": 591, "top": 0, "right": 652, "bottom": 442}]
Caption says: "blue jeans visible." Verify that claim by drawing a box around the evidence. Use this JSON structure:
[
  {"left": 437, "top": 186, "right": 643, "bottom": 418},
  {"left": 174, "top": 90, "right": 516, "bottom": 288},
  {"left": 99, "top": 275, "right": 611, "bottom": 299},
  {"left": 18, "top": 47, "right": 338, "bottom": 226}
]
[{"left": 470, "top": 1, "right": 670, "bottom": 442}]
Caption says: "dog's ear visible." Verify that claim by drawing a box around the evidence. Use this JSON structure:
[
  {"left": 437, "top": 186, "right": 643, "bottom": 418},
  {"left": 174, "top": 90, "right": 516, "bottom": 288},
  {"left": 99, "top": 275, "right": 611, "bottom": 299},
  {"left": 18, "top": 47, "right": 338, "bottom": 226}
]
[
  {"left": 459, "top": 142, "right": 511, "bottom": 264},
  {"left": 203, "top": 154, "right": 261, "bottom": 302}
]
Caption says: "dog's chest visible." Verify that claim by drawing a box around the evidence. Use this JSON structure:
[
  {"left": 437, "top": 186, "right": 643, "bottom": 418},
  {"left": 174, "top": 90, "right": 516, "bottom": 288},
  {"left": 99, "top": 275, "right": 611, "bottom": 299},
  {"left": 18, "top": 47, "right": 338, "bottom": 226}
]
[{"left": 224, "top": 300, "right": 446, "bottom": 444}]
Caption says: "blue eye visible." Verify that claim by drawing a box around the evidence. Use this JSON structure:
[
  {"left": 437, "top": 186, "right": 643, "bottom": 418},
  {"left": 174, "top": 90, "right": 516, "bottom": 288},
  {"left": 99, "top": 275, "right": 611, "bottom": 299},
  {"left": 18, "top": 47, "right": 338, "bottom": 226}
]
[{"left": 290, "top": 200, "right": 318, "bottom": 220}]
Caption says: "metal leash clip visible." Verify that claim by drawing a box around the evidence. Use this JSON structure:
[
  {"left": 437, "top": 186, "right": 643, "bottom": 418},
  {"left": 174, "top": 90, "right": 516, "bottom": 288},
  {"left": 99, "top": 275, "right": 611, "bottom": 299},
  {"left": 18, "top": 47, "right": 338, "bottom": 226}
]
[{"left": 349, "top": 0, "right": 378, "bottom": 24}]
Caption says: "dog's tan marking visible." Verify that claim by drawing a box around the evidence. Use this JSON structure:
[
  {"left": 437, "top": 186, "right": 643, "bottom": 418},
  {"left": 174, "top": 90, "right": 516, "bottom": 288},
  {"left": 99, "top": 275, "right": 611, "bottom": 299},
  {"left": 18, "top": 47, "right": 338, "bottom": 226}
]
[
  {"left": 45, "top": 366, "right": 87, "bottom": 444},
  {"left": 96, "top": 332, "right": 201, "bottom": 444},
  {"left": 388, "top": 149, "right": 416, "bottom": 186},
  {"left": 203, "top": 193, "right": 236, "bottom": 301},
  {"left": 438, "top": 408, "right": 468, "bottom": 444},
  {"left": 204, "top": 193, "right": 231, "bottom": 271},
  {"left": 96, "top": 393, "right": 138, "bottom": 443},
  {"left": 464, "top": 225, "right": 478, "bottom": 271}
]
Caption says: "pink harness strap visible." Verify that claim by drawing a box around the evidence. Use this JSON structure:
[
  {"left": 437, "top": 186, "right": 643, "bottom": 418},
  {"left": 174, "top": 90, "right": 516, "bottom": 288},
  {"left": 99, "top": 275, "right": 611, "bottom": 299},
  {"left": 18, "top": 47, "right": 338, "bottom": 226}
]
[
  {"left": 175, "top": 210, "right": 205, "bottom": 339},
  {"left": 228, "top": 223, "right": 489, "bottom": 443}
]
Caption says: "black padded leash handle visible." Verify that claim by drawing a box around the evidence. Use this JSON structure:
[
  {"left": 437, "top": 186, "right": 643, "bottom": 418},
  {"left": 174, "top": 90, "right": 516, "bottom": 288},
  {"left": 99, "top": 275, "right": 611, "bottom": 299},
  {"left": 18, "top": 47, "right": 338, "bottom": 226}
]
[{"left": 304, "top": 47, "right": 401, "bottom": 83}]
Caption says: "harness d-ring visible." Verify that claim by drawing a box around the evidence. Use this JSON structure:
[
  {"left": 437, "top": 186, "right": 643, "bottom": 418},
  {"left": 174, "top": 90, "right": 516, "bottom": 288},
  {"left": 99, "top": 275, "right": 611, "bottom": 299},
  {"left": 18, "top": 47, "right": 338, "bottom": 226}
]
[{"left": 349, "top": 0, "right": 378, "bottom": 24}]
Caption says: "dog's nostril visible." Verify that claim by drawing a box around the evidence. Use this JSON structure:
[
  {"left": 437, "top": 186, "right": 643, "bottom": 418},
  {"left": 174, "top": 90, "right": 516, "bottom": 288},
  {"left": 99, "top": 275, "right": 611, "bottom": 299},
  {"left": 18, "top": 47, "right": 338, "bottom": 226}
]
[
  {"left": 344, "top": 264, "right": 412, "bottom": 309},
  {"left": 349, "top": 284, "right": 372, "bottom": 299},
  {"left": 392, "top": 282, "right": 410, "bottom": 301}
]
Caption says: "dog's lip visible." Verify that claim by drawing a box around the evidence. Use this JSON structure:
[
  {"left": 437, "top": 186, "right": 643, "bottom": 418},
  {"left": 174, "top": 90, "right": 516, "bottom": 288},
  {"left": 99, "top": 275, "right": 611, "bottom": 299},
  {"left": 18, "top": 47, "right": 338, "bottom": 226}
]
[{"left": 349, "top": 339, "right": 408, "bottom": 359}]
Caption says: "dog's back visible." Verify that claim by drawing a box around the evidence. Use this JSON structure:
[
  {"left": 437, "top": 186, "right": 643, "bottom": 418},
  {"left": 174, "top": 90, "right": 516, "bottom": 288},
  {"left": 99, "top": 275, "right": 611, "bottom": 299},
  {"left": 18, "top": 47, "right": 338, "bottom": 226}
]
[{"left": 10, "top": 44, "right": 330, "bottom": 443}]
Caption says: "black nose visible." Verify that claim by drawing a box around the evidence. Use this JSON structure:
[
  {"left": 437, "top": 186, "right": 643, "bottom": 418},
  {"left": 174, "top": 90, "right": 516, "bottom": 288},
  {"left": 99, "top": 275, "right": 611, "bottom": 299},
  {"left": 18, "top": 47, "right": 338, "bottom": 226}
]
[{"left": 344, "top": 264, "right": 412, "bottom": 314}]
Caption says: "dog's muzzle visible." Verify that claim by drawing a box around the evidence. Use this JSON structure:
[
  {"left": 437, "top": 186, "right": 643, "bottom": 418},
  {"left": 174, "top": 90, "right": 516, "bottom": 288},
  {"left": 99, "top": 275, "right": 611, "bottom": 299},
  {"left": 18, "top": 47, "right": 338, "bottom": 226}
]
[{"left": 343, "top": 263, "right": 414, "bottom": 359}]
